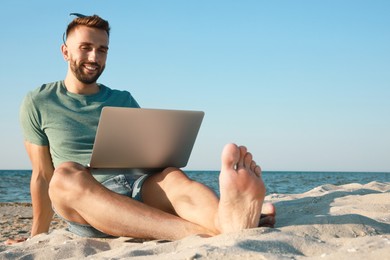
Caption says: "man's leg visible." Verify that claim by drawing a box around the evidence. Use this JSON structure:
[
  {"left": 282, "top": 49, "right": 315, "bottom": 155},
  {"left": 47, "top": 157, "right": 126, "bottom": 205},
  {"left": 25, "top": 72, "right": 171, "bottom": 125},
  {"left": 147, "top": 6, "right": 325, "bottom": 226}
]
[
  {"left": 50, "top": 144, "right": 273, "bottom": 240},
  {"left": 141, "top": 167, "right": 221, "bottom": 235},
  {"left": 141, "top": 143, "right": 271, "bottom": 234},
  {"left": 49, "top": 163, "right": 212, "bottom": 240}
]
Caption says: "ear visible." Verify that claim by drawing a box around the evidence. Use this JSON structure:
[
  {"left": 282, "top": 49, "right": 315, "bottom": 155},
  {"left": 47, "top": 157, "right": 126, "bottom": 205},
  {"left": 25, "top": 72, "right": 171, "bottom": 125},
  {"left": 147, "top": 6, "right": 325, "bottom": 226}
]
[{"left": 61, "top": 44, "right": 69, "bottom": 61}]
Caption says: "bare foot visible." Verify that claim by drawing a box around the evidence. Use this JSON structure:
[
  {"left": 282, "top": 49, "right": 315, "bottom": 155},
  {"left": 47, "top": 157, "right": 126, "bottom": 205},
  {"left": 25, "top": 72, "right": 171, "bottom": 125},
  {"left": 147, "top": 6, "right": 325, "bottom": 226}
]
[
  {"left": 218, "top": 144, "right": 266, "bottom": 233},
  {"left": 259, "top": 202, "right": 276, "bottom": 227}
]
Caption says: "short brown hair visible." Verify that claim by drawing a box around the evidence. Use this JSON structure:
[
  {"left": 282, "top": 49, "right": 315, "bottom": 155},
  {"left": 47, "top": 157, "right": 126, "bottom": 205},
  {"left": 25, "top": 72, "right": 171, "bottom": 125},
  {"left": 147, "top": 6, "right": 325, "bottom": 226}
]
[{"left": 65, "top": 14, "right": 110, "bottom": 40}]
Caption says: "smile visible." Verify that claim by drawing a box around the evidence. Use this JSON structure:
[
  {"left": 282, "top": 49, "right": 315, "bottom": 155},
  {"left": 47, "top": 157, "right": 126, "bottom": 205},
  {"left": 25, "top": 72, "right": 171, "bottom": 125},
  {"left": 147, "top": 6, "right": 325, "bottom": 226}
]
[{"left": 83, "top": 64, "right": 99, "bottom": 72}]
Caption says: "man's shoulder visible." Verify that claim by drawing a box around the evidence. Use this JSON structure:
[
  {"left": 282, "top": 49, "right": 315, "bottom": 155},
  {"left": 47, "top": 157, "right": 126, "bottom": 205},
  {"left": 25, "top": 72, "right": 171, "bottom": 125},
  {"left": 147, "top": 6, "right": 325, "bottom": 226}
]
[
  {"left": 99, "top": 84, "right": 136, "bottom": 101},
  {"left": 99, "top": 84, "right": 140, "bottom": 108},
  {"left": 100, "top": 84, "right": 131, "bottom": 96},
  {"left": 28, "top": 81, "right": 63, "bottom": 99}
]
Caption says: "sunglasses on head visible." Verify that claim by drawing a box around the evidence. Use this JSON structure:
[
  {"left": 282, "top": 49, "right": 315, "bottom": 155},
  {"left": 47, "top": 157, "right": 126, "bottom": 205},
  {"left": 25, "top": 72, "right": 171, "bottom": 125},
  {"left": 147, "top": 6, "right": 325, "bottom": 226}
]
[{"left": 62, "top": 13, "right": 88, "bottom": 46}]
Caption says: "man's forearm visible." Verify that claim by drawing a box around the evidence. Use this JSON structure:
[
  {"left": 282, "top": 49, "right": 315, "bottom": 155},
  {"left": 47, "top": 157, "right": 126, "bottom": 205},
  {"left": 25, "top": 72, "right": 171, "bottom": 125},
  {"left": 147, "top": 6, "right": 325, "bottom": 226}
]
[{"left": 30, "top": 175, "right": 54, "bottom": 236}]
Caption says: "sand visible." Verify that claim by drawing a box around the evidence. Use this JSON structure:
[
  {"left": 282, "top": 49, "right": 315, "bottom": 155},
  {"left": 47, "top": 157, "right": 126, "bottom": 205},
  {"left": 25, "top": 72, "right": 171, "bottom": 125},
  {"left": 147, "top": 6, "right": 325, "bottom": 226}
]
[{"left": 1, "top": 181, "right": 389, "bottom": 259}]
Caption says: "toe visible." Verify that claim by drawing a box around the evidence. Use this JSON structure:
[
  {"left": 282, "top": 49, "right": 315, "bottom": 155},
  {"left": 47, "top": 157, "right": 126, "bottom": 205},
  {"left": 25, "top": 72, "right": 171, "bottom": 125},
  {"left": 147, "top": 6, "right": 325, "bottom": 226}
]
[
  {"left": 244, "top": 152, "right": 253, "bottom": 169},
  {"left": 236, "top": 146, "right": 246, "bottom": 168},
  {"left": 250, "top": 161, "right": 256, "bottom": 172},
  {"left": 221, "top": 143, "right": 240, "bottom": 169},
  {"left": 255, "top": 166, "right": 261, "bottom": 176},
  {"left": 262, "top": 202, "right": 276, "bottom": 216}
]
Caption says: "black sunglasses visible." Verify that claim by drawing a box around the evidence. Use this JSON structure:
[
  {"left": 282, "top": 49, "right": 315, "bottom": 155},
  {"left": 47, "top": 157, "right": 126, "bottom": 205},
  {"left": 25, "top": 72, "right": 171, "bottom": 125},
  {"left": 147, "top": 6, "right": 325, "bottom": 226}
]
[{"left": 62, "top": 13, "right": 88, "bottom": 46}]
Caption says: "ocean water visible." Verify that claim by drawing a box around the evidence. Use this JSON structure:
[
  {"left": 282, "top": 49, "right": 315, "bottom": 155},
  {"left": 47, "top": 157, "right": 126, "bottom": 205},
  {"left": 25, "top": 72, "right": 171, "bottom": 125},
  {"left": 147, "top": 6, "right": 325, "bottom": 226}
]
[{"left": 0, "top": 170, "right": 389, "bottom": 202}]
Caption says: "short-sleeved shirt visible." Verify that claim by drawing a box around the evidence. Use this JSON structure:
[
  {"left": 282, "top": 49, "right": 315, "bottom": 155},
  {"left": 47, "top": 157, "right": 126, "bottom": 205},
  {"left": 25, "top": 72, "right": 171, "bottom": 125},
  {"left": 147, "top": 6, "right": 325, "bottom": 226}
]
[{"left": 20, "top": 81, "right": 140, "bottom": 181}]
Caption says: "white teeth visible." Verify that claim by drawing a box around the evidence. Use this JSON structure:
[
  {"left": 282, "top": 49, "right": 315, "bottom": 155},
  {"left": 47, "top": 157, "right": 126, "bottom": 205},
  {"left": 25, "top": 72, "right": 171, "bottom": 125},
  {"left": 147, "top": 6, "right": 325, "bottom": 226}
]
[{"left": 85, "top": 66, "right": 97, "bottom": 70}]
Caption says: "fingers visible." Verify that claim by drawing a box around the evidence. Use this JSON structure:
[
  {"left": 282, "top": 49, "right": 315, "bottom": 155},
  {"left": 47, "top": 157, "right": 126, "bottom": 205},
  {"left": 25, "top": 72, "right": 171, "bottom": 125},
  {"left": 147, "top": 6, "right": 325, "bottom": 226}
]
[{"left": 4, "top": 237, "right": 28, "bottom": 245}]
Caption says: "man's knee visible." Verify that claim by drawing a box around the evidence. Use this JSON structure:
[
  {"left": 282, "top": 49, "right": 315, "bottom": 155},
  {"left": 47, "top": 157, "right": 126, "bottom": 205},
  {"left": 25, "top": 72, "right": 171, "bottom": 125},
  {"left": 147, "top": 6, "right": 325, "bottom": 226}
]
[
  {"left": 155, "top": 167, "right": 196, "bottom": 193},
  {"left": 160, "top": 167, "right": 191, "bottom": 182},
  {"left": 49, "top": 162, "right": 91, "bottom": 203}
]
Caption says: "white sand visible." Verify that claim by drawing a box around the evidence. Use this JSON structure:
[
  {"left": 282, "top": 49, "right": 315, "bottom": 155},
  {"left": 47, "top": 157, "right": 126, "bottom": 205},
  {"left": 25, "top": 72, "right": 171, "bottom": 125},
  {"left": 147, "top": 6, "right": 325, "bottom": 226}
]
[{"left": 1, "top": 181, "right": 389, "bottom": 259}]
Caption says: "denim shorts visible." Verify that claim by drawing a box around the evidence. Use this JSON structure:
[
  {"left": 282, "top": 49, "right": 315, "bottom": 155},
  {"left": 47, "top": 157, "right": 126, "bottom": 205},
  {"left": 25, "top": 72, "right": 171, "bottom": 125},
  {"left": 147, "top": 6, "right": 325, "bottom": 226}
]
[{"left": 58, "top": 170, "right": 152, "bottom": 238}]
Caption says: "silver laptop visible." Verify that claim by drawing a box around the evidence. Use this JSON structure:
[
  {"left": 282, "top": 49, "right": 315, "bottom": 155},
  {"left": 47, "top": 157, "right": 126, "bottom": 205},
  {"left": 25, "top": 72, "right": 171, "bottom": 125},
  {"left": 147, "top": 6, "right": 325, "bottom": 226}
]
[{"left": 88, "top": 107, "right": 204, "bottom": 170}]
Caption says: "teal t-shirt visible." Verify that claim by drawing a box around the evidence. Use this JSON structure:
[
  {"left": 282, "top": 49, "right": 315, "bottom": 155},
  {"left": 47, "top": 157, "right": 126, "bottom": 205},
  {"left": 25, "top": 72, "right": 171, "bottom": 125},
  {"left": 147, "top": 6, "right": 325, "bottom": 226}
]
[{"left": 20, "top": 81, "right": 140, "bottom": 181}]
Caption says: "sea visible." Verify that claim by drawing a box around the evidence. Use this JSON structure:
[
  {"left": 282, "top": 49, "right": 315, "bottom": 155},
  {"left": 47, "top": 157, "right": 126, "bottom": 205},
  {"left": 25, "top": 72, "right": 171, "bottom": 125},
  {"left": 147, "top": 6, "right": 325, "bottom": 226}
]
[{"left": 0, "top": 170, "right": 389, "bottom": 202}]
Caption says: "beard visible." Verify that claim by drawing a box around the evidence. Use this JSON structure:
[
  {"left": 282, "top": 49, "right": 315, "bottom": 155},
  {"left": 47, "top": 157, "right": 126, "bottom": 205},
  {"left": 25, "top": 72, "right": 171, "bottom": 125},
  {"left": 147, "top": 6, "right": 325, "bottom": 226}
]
[{"left": 70, "top": 59, "right": 105, "bottom": 84}]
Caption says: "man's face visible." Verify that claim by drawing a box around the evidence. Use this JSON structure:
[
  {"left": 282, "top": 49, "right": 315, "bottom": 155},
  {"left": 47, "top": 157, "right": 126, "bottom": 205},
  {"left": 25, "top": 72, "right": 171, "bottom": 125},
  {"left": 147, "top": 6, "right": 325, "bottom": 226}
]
[{"left": 65, "top": 26, "right": 109, "bottom": 84}]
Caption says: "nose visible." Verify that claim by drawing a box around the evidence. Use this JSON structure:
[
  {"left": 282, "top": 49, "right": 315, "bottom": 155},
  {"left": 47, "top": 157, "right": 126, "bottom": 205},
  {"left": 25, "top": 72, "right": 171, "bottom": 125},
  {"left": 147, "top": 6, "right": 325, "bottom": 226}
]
[{"left": 87, "top": 49, "right": 98, "bottom": 62}]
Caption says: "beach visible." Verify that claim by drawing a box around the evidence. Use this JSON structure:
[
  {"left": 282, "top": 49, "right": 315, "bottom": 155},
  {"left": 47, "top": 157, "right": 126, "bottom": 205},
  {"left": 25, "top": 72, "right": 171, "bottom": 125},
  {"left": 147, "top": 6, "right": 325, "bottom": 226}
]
[{"left": 1, "top": 181, "right": 389, "bottom": 259}]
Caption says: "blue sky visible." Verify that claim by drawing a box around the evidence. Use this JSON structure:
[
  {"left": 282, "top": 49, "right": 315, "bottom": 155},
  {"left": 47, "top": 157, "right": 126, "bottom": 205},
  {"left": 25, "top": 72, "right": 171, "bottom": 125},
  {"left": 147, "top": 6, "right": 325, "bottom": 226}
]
[{"left": 1, "top": 0, "right": 389, "bottom": 171}]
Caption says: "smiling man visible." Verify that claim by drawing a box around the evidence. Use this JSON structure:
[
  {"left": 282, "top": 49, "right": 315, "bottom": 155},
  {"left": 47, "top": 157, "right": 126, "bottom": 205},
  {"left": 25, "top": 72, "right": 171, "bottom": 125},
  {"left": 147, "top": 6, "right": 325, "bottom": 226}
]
[
  {"left": 63, "top": 16, "right": 109, "bottom": 93},
  {"left": 13, "top": 14, "right": 275, "bottom": 243}
]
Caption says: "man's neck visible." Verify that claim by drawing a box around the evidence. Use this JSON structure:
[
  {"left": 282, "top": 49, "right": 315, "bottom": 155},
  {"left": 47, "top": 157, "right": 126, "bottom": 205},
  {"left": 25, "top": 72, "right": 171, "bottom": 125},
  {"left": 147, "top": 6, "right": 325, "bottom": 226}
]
[{"left": 64, "top": 76, "right": 100, "bottom": 95}]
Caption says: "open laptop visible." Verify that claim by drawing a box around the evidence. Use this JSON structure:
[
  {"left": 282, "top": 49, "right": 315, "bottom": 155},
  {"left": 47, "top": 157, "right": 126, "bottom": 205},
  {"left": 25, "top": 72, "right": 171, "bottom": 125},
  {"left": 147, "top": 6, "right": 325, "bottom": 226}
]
[{"left": 88, "top": 107, "right": 204, "bottom": 170}]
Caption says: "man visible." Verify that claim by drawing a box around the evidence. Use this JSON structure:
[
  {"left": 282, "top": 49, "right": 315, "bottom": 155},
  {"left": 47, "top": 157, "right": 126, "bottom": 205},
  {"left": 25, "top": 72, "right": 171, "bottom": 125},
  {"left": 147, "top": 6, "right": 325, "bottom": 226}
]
[{"left": 12, "top": 14, "right": 274, "bottom": 242}]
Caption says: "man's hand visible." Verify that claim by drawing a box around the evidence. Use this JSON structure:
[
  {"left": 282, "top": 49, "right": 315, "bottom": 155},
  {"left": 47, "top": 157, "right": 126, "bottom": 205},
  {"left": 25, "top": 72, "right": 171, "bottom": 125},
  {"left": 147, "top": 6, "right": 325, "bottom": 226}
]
[{"left": 4, "top": 237, "right": 28, "bottom": 245}]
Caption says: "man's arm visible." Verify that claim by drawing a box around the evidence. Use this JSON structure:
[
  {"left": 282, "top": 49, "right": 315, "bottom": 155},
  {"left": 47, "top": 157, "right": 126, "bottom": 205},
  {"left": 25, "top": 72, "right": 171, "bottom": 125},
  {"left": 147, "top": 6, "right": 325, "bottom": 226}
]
[{"left": 24, "top": 141, "right": 55, "bottom": 237}]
